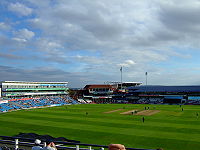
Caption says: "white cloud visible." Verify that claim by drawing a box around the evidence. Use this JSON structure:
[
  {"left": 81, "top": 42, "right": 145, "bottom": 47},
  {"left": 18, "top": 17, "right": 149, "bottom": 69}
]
[
  {"left": 12, "top": 37, "right": 27, "bottom": 42},
  {"left": 26, "top": 0, "right": 196, "bottom": 83},
  {"left": 2, "top": 0, "right": 200, "bottom": 86},
  {"left": 14, "top": 28, "right": 35, "bottom": 42},
  {"left": 8, "top": 2, "right": 33, "bottom": 16},
  {"left": 118, "top": 60, "right": 136, "bottom": 67},
  {"left": 0, "top": 22, "right": 10, "bottom": 30}
]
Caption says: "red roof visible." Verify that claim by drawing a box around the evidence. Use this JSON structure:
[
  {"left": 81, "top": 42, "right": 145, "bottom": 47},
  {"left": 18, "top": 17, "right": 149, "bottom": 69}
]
[{"left": 84, "top": 84, "right": 112, "bottom": 89}]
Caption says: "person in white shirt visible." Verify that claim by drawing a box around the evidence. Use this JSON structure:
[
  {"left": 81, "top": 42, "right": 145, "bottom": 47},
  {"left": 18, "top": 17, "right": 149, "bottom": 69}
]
[{"left": 32, "top": 139, "right": 43, "bottom": 150}]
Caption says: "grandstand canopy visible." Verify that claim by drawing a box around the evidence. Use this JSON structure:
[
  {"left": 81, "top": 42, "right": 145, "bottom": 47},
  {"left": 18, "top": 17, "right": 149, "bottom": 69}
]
[
  {"left": 128, "top": 85, "right": 200, "bottom": 93},
  {"left": 1, "top": 81, "right": 68, "bottom": 84},
  {"left": 121, "top": 82, "right": 142, "bottom": 86},
  {"left": 84, "top": 85, "right": 112, "bottom": 89},
  {"left": 105, "top": 82, "right": 142, "bottom": 87}
]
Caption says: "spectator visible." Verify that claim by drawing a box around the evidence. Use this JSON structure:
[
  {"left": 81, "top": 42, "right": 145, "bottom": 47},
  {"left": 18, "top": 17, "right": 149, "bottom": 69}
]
[
  {"left": 108, "top": 144, "right": 126, "bottom": 150},
  {"left": 43, "top": 141, "right": 57, "bottom": 150},
  {"left": 32, "top": 139, "right": 43, "bottom": 150}
]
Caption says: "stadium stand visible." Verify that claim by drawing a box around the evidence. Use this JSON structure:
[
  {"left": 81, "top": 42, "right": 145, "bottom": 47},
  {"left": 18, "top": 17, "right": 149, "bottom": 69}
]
[
  {"left": 135, "top": 97, "right": 163, "bottom": 104},
  {"left": 0, "top": 135, "right": 160, "bottom": 150},
  {"left": 126, "top": 85, "right": 200, "bottom": 104},
  {"left": 0, "top": 96, "right": 79, "bottom": 112}
]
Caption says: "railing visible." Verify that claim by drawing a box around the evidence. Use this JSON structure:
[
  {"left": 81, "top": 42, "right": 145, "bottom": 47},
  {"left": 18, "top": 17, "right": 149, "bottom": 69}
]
[{"left": 0, "top": 136, "right": 160, "bottom": 150}]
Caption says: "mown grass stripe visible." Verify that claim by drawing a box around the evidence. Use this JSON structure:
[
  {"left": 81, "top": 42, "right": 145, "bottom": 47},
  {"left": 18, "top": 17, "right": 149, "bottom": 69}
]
[
  {"left": 9, "top": 108, "right": 200, "bottom": 125},
  {"left": 2, "top": 112, "right": 200, "bottom": 135},
  {"left": 0, "top": 120, "right": 200, "bottom": 150},
  {"left": 0, "top": 104, "right": 199, "bottom": 150},
  {"left": 5, "top": 109, "right": 200, "bottom": 131},
  {"left": 0, "top": 115, "right": 199, "bottom": 143}
]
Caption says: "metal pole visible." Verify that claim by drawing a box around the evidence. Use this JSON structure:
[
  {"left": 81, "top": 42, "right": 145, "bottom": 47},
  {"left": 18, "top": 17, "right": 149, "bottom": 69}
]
[
  {"left": 121, "top": 67, "right": 123, "bottom": 90},
  {"left": 15, "top": 139, "right": 19, "bottom": 150},
  {"left": 145, "top": 72, "right": 148, "bottom": 86},
  {"left": 76, "top": 145, "right": 79, "bottom": 150},
  {"left": 145, "top": 72, "right": 148, "bottom": 97}
]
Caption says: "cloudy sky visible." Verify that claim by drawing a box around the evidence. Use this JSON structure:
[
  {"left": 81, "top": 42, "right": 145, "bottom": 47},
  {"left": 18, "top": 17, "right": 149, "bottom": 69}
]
[{"left": 1, "top": 0, "right": 200, "bottom": 87}]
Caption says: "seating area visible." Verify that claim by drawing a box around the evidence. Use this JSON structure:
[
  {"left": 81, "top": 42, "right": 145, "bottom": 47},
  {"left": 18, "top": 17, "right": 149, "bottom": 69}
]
[
  {"left": 0, "top": 96, "right": 79, "bottom": 112},
  {"left": 136, "top": 97, "right": 164, "bottom": 104},
  {"left": 0, "top": 135, "right": 157, "bottom": 150},
  {"left": 186, "top": 100, "right": 200, "bottom": 105}
]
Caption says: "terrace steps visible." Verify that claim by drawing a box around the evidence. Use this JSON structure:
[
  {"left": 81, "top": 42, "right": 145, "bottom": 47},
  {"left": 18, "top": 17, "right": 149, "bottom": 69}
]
[{"left": 9, "top": 101, "right": 24, "bottom": 108}]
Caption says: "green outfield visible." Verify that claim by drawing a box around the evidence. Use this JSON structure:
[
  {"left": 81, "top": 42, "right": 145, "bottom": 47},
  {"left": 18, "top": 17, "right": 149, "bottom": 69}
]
[{"left": 0, "top": 104, "right": 199, "bottom": 150}]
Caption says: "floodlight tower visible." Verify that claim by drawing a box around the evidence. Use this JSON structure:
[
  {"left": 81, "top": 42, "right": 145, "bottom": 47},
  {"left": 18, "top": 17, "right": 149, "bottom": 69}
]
[
  {"left": 145, "top": 72, "right": 148, "bottom": 86},
  {"left": 120, "top": 67, "right": 123, "bottom": 90}
]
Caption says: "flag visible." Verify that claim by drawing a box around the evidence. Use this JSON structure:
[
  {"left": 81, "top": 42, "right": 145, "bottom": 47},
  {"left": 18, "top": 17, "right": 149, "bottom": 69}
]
[
  {"left": 145, "top": 72, "right": 147, "bottom": 75},
  {"left": 120, "top": 67, "right": 122, "bottom": 72}
]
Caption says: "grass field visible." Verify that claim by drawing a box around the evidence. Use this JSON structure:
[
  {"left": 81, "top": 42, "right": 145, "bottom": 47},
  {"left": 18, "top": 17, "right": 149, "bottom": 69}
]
[{"left": 0, "top": 104, "right": 199, "bottom": 150}]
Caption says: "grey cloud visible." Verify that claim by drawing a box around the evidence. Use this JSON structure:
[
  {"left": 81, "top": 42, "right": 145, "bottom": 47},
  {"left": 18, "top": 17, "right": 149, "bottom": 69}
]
[
  {"left": 29, "top": 1, "right": 124, "bottom": 48},
  {"left": 0, "top": 22, "right": 11, "bottom": 30},
  {"left": 158, "top": 2, "right": 200, "bottom": 33},
  {"left": 51, "top": 1, "right": 123, "bottom": 40},
  {"left": 0, "top": 53, "right": 25, "bottom": 60},
  {"left": 42, "top": 56, "right": 69, "bottom": 64},
  {"left": 0, "top": 65, "right": 78, "bottom": 87},
  {"left": 25, "top": 0, "right": 200, "bottom": 52},
  {"left": 14, "top": 28, "right": 35, "bottom": 41},
  {"left": 0, "top": 65, "right": 118, "bottom": 88},
  {"left": 2, "top": 0, "right": 200, "bottom": 87},
  {"left": 0, "top": 24, "right": 69, "bottom": 65},
  {"left": 0, "top": 34, "right": 27, "bottom": 51},
  {"left": 0, "top": 50, "right": 69, "bottom": 65},
  {"left": 152, "top": 29, "right": 181, "bottom": 42}
]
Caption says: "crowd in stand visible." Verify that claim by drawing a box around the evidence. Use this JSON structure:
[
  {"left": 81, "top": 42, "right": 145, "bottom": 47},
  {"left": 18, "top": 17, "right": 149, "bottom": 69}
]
[
  {"left": 185, "top": 100, "right": 200, "bottom": 105},
  {"left": 136, "top": 97, "right": 200, "bottom": 105},
  {"left": 1, "top": 95, "right": 199, "bottom": 112},
  {"left": 0, "top": 96, "right": 79, "bottom": 112},
  {"left": 32, "top": 139, "right": 57, "bottom": 150},
  {"left": 0, "top": 141, "right": 163, "bottom": 150},
  {"left": 136, "top": 97, "right": 164, "bottom": 104}
]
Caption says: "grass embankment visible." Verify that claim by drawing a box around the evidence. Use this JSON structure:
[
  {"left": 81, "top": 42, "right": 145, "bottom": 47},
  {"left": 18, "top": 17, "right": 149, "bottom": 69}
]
[{"left": 0, "top": 104, "right": 199, "bottom": 150}]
